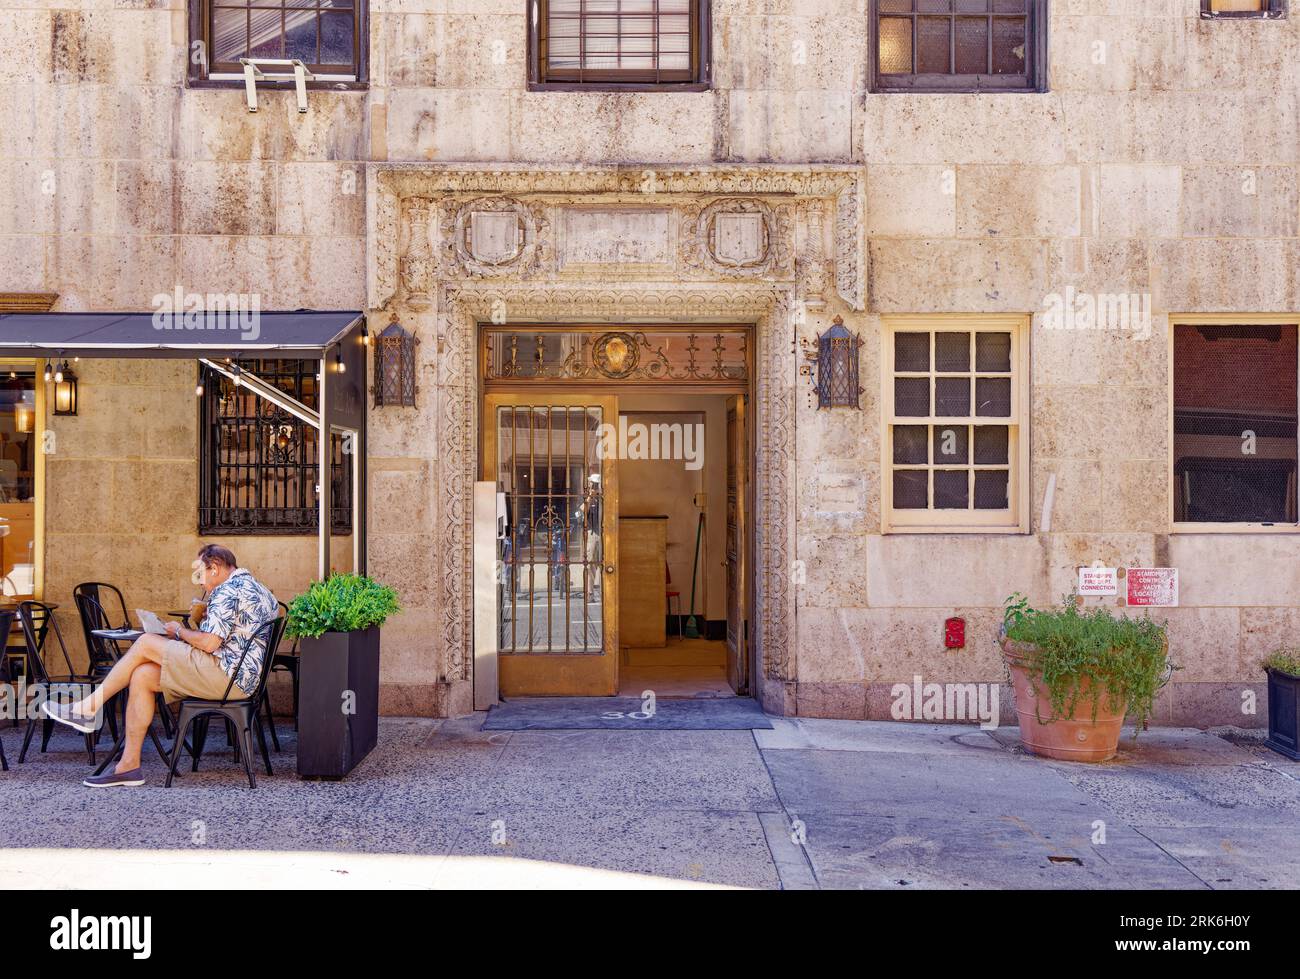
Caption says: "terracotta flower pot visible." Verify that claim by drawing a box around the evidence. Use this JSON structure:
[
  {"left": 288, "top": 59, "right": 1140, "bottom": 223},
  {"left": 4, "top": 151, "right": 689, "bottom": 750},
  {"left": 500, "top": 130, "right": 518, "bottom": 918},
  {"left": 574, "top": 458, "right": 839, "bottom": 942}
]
[{"left": 1000, "top": 636, "right": 1125, "bottom": 763}]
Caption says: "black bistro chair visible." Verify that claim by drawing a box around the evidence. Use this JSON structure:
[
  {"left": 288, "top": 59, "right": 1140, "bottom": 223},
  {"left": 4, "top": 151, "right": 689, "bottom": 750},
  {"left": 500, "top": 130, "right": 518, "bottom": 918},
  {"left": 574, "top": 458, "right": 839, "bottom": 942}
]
[
  {"left": 16, "top": 601, "right": 99, "bottom": 765},
  {"left": 72, "top": 587, "right": 179, "bottom": 741},
  {"left": 265, "top": 600, "right": 300, "bottom": 743},
  {"left": 165, "top": 616, "right": 285, "bottom": 789},
  {"left": 0, "top": 608, "right": 13, "bottom": 770},
  {"left": 72, "top": 583, "right": 130, "bottom": 679}
]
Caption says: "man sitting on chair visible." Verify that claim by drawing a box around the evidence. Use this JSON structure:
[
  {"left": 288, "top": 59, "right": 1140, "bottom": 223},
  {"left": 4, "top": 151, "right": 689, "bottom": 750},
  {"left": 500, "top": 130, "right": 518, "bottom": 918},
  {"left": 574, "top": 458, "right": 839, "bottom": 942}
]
[{"left": 45, "top": 544, "right": 278, "bottom": 787}]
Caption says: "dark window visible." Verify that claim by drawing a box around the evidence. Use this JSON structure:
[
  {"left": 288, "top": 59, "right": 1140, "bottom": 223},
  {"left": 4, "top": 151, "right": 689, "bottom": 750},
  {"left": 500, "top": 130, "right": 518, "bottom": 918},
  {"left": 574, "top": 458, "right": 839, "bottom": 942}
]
[
  {"left": 193, "top": 0, "right": 366, "bottom": 80},
  {"left": 530, "top": 0, "right": 710, "bottom": 89},
  {"left": 198, "top": 359, "right": 352, "bottom": 535},
  {"left": 1173, "top": 325, "right": 1298, "bottom": 524},
  {"left": 870, "top": 0, "right": 1047, "bottom": 93},
  {"left": 1201, "top": 1, "right": 1287, "bottom": 19}
]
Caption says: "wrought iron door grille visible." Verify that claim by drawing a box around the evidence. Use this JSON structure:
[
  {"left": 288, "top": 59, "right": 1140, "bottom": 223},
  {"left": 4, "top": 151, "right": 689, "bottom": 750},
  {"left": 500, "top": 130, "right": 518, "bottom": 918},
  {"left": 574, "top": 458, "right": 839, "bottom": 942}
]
[
  {"left": 199, "top": 359, "right": 352, "bottom": 535},
  {"left": 496, "top": 404, "right": 605, "bottom": 654}
]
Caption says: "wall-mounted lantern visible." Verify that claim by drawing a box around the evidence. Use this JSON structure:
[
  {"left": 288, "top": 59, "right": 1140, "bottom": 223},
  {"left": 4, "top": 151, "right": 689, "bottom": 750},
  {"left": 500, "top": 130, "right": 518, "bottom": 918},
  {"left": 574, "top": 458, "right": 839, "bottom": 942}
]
[
  {"left": 373, "top": 320, "right": 419, "bottom": 407},
  {"left": 802, "top": 317, "right": 863, "bottom": 409},
  {"left": 52, "top": 360, "right": 78, "bottom": 416}
]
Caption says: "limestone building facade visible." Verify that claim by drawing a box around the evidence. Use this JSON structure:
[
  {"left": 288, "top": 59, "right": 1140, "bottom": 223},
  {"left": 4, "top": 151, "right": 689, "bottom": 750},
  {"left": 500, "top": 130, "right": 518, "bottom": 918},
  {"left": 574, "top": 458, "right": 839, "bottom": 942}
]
[{"left": 1, "top": 1, "right": 1297, "bottom": 725}]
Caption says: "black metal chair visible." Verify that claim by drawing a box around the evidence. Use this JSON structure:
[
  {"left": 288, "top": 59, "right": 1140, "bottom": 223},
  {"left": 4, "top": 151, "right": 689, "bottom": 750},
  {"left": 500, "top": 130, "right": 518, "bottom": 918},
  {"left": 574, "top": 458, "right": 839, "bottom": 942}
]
[
  {"left": 165, "top": 616, "right": 285, "bottom": 789},
  {"left": 265, "top": 600, "right": 299, "bottom": 744},
  {"left": 16, "top": 601, "right": 98, "bottom": 765},
  {"left": 72, "top": 583, "right": 130, "bottom": 678},
  {"left": 74, "top": 585, "right": 186, "bottom": 742},
  {"left": 0, "top": 609, "right": 13, "bottom": 771}
]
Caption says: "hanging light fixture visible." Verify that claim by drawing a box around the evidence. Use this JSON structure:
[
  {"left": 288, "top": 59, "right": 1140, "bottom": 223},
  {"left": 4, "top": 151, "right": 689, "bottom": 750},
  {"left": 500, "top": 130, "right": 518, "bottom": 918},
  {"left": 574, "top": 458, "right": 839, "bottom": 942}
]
[
  {"left": 335, "top": 350, "right": 346, "bottom": 374},
  {"left": 52, "top": 361, "right": 78, "bottom": 416},
  {"left": 8, "top": 372, "right": 32, "bottom": 434}
]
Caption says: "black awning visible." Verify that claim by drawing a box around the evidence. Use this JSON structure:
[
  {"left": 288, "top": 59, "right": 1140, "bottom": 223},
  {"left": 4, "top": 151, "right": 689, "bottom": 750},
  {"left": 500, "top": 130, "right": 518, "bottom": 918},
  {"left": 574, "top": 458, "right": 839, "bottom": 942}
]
[{"left": 0, "top": 310, "right": 364, "bottom": 359}]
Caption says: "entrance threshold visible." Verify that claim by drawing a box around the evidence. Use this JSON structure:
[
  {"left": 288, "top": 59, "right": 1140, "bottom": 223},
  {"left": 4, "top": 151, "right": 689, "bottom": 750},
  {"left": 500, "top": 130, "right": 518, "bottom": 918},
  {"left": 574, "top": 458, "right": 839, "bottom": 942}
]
[{"left": 482, "top": 697, "right": 773, "bottom": 731}]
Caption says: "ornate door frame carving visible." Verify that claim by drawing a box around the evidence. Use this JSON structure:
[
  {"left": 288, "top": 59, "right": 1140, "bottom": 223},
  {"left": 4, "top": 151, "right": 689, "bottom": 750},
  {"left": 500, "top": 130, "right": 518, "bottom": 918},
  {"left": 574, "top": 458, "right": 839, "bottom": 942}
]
[{"left": 368, "top": 165, "right": 866, "bottom": 713}]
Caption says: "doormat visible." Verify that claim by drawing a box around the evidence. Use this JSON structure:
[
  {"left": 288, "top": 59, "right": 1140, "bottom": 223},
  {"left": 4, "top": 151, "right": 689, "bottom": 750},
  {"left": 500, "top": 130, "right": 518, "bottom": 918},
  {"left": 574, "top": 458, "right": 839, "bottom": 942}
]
[{"left": 482, "top": 697, "right": 774, "bottom": 731}]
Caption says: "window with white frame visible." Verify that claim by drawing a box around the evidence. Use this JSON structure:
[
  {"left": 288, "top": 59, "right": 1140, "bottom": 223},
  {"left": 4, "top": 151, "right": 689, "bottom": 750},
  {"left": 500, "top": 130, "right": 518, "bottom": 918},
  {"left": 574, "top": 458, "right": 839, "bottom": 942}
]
[
  {"left": 1172, "top": 319, "right": 1298, "bottom": 528},
  {"left": 883, "top": 316, "right": 1029, "bottom": 532}
]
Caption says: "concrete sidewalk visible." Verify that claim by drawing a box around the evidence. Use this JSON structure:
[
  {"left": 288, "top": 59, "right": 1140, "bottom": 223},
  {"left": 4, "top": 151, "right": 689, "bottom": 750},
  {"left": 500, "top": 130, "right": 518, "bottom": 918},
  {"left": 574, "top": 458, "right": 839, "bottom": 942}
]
[{"left": 1, "top": 714, "right": 1297, "bottom": 889}]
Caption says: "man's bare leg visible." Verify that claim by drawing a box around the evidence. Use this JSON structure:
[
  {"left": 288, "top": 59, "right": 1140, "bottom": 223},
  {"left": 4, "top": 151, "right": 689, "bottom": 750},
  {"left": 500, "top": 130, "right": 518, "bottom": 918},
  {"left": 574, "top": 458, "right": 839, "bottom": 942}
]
[
  {"left": 116, "top": 662, "right": 162, "bottom": 773},
  {"left": 66, "top": 634, "right": 169, "bottom": 719}
]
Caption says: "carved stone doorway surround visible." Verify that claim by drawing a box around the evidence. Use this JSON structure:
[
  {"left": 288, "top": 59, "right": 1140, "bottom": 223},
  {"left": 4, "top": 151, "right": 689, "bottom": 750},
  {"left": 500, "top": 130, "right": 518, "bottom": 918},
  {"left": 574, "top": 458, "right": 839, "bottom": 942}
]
[{"left": 368, "top": 164, "right": 866, "bottom": 715}]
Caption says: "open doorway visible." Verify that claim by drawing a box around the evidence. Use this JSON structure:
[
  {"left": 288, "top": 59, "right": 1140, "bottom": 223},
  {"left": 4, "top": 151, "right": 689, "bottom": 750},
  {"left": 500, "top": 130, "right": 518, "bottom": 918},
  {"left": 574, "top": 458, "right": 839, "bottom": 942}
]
[
  {"left": 615, "top": 393, "right": 745, "bottom": 699},
  {"left": 479, "top": 325, "right": 753, "bottom": 702}
]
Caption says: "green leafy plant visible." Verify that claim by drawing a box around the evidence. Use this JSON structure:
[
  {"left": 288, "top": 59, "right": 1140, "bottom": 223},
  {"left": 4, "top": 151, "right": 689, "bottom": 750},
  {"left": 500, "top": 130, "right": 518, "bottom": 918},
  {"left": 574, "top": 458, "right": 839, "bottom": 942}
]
[
  {"left": 286, "top": 573, "right": 401, "bottom": 640},
  {"left": 1001, "top": 594, "right": 1170, "bottom": 730},
  {"left": 1263, "top": 648, "right": 1300, "bottom": 679}
]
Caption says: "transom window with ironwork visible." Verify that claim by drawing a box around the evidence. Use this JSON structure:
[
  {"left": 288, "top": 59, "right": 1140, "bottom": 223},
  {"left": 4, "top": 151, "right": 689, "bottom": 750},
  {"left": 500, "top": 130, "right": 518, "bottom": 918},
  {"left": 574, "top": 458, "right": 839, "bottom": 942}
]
[
  {"left": 530, "top": 0, "right": 710, "bottom": 88},
  {"left": 198, "top": 359, "right": 352, "bottom": 535},
  {"left": 483, "top": 327, "right": 748, "bottom": 387}
]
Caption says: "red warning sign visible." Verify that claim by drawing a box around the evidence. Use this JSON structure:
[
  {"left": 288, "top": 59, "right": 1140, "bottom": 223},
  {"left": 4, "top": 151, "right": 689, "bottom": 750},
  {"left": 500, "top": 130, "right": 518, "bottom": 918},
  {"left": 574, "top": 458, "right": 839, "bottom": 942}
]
[{"left": 1126, "top": 568, "right": 1178, "bottom": 608}]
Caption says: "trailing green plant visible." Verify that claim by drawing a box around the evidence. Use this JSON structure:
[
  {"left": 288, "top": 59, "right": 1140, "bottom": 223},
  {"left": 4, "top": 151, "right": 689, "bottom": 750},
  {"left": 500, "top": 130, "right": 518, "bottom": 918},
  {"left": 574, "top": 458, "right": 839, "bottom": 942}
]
[
  {"left": 286, "top": 573, "right": 401, "bottom": 639},
  {"left": 1001, "top": 594, "right": 1170, "bottom": 730},
  {"left": 1263, "top": 648, "right": 1300, "bottom": 679}
]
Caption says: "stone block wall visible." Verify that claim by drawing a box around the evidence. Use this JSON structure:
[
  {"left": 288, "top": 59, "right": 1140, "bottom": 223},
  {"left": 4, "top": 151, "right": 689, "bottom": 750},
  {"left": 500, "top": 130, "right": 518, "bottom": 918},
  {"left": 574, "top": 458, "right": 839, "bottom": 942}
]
[{"left": 1, "top": 1, "right": 1296, "bottom": 722}]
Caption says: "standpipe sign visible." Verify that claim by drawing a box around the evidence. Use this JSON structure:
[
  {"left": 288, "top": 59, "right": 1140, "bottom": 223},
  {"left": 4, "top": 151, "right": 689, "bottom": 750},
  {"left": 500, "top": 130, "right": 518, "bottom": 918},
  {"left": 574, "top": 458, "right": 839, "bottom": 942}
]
[
  {"left": 1125, "top": 568, "right": 1179, "bottom": 608},
  {"left": 1076, "top": 567, "right": 1179, "bottom": 607}
]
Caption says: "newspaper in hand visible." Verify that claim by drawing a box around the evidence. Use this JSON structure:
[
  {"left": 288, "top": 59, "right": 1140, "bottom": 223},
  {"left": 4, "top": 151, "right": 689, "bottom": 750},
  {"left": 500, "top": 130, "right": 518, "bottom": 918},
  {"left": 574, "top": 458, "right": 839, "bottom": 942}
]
[{"left": 135, "top": 609, "right": 170, "bottom": 636}]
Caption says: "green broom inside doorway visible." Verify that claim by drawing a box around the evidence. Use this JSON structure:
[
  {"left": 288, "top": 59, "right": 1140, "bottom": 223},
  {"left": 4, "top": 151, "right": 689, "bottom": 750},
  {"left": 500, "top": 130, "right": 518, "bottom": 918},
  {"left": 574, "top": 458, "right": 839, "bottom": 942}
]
[{"left": 683, "top": 512, "right": 704, "bottom": 639}]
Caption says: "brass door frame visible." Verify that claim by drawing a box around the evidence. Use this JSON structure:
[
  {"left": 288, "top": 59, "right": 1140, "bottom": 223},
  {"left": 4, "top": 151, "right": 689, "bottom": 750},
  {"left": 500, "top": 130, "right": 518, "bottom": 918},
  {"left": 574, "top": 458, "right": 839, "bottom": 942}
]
[
  {"left": 477, "top": 322, "right": 758, "bottom": 698},
  {"left": 483, "top": 393, "right": 620, "bottom": 697}
]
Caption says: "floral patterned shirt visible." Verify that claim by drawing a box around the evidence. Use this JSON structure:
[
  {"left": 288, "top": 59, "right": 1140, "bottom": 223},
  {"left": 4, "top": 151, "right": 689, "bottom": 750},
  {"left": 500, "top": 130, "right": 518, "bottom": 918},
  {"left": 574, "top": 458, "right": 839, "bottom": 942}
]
[{"left": 199, "top": 568, "right": 279, "bottom": 696}]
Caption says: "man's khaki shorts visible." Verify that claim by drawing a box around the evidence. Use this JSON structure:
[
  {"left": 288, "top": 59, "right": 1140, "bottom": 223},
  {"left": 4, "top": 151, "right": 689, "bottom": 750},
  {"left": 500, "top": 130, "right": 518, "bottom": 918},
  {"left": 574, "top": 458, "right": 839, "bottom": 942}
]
[{"left": 159, "top": 640, "right": 249, "bottom": 704}]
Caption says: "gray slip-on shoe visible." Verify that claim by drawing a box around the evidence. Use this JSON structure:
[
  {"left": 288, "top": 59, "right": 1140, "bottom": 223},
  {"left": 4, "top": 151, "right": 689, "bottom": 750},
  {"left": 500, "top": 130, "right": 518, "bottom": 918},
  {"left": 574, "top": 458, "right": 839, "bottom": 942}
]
[
  {"left": 41, "top": 700, "right": 97, "bottom": 734},
  {"left": 83, "top": 768, "right": 145, "bottom": 788}
]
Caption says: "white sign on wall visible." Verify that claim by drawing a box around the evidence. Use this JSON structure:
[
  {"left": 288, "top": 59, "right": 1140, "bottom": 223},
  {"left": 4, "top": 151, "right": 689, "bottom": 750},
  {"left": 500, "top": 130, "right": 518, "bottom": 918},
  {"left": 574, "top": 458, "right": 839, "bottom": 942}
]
[{"left": 1078, "top": 566, "right": 1119, "bottom": 596}]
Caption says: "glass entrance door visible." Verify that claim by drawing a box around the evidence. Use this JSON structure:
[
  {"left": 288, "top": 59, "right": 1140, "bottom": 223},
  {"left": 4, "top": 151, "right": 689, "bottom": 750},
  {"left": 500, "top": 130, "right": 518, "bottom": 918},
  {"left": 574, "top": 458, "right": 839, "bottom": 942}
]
[{"left": 483, "top": 394, "right": 619, "bottom": 696}]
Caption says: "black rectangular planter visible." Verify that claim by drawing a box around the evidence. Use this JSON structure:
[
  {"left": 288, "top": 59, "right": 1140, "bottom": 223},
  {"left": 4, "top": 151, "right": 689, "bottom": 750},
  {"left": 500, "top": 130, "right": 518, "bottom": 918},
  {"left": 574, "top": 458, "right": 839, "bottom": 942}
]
[
  {"left": 296, "top": 626, "right": 381, "bottom": 779},
  {"left": 1265, "top": 669, "right": 1300, "bottom": 762}
]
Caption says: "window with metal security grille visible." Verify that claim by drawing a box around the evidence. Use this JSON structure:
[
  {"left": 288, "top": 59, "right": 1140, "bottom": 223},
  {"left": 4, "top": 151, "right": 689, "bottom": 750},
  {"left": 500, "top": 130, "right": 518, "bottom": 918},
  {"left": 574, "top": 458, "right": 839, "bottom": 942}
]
[
  {"left": 198, "top": 359, "right": 352, "bottom": 535},
  {"left": 883, "top": 316, "right": 1029, "bottom": 533},
  {"left": 1201, "top": 0, "right": 1287, "bottom": 18},
  {"left": 1172, "top": 322, "right": 1298, "bottom": 528},
  {"left": 192, "top": 0, "right": 366, "bottom": 81},
  {"left": 530, "top": 0, "right": 710, "bottom": 89},
  {"left": 871, "top": 0, "right": 1047, "bottom": 93}
]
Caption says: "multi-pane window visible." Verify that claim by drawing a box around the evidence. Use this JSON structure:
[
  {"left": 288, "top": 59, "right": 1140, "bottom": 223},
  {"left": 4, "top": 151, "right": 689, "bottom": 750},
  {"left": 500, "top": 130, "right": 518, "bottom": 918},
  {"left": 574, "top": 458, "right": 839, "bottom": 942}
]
[
  {"left": 1201, "top": 0, "right": 1287, "bottom": 18},
  {"left": 531, "top": 0, "right": 709, "bottom": 87},
  {"left": 198, "top": 359, "right": 352, "bottom": 535},
  {"left": 871, "top": 0, "right": 1046, "bottom": 93},
  {"left": 883, "top": 317, "right": 1029, "bottom": 532},
  {"left": 197, "top": 0, "right": 364, "bottom": 79},
  {"left": 1173, "top": 322, "right": 1298, "bottom": 527}
]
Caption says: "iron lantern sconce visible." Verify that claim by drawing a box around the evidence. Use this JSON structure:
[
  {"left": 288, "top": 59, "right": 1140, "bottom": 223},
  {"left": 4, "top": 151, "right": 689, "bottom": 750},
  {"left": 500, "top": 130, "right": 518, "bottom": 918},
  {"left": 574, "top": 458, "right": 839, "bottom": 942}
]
[
  {"left": 801, "top": 316, "right": 863, "bottom": 409},
  {"left": 373, "top": 320, "right": 419, "bottom": 407}
]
